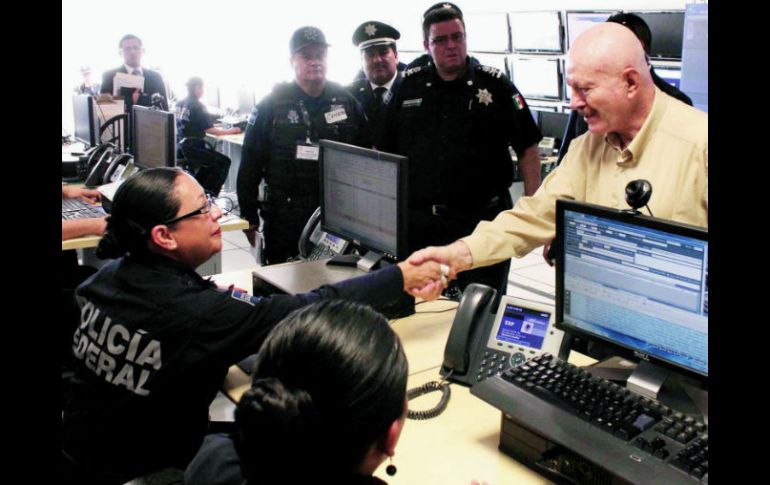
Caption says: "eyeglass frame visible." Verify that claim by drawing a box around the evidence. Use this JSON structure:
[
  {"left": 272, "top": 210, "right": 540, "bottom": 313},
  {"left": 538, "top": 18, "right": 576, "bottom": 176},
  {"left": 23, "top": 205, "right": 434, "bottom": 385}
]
[{"left": 161, "top": 194, "right": 218, "bottom": 226}]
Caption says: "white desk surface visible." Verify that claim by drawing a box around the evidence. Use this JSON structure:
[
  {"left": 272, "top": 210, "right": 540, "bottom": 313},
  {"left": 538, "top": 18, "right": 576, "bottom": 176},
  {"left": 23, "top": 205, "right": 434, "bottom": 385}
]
[
  {"left": 206, "top": 132, "right": 245, "bottom": 146},
  {"left": 212, "top": 268, "right": 595, "bottom": 484}
]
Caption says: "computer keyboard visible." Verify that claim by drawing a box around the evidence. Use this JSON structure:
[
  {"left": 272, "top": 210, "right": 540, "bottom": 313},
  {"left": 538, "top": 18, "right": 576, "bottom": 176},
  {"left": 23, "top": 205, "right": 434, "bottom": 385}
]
[
  {"left": 62, "top": 198, "right": 106, "bottom": 220},
  {"left": 471, "top": 353, "right": 708, "bottom": 484}
]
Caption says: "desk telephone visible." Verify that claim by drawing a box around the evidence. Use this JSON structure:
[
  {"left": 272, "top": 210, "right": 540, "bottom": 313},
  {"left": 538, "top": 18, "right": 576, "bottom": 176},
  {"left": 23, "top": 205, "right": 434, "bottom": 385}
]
[
  {"left": 83, "top": 143, "right": 134, "bottom": 188},
  {"left": 298, "top": 207, "right": 350, "bottom": 261},
  {"left": 407, "top": 284, "right": 565, "bottom": 420},
  {"left": 440, "top": 283, "right": 565, "bottom": 387}
]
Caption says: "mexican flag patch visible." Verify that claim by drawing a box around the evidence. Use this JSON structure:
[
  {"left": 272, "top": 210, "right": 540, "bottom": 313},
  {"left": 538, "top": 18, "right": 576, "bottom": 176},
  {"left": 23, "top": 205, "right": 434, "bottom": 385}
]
[{"left": 513, "top": 94, "right": 525, "bottom": 111}]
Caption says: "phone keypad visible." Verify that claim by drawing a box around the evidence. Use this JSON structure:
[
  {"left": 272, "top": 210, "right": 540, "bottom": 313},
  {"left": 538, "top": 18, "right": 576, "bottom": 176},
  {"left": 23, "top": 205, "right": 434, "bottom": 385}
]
[{"left": 477, "top": 351, "right": 510, "bottom": 382}]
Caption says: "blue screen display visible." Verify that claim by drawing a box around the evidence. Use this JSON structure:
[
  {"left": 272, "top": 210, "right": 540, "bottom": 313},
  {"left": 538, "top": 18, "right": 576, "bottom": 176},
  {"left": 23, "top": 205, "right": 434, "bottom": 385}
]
[{"left": 495, "top": 304, "right": 551, "bottom": 350}]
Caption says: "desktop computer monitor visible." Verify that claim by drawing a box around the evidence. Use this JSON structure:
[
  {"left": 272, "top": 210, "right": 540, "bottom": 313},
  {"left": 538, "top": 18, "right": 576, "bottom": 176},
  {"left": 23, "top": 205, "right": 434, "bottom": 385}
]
[
  {"left": 565, "top": 10, "right": 617, "bottom": 51},
  {"left": 538, "top": 111, "right": 569, "bottom": 148},
  {"left": 73, "top": 94, "right": 100, "bottom": 147},
  {"left": 510, "top": 57, "right": 562, "bottom": 100},
  {"left": 237, "top": 88, "right": 255, "bottom": 115},
  {"left": 319, "top": 140, "right": 408, "bottom": 266},
  {"left": 629, "top": 10, "right": 685, "bottom": 61},
  {"left": 131, "top": 105, "right": 176, "bottom": 170},
  {"left": 680, "top": 3, "right": 708, "bottom": 113},
  {"left": 462, "top": 12, "right": 511, "bottom": 53},
  {"left": 509, "top": 10, "right": 563, "bottom": 53},
  {"left": 555, "top": 200, "right": 708, "bottom": 398}
]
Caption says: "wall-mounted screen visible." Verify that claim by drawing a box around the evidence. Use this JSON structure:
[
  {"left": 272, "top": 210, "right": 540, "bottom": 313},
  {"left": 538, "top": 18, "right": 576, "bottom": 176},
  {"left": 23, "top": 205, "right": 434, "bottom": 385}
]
[
  {"left": 509, "top": 11, "right": 563, "bottom": 53},
  {"left": 510, "top": 57, "right": 561, "bottom": 101}
]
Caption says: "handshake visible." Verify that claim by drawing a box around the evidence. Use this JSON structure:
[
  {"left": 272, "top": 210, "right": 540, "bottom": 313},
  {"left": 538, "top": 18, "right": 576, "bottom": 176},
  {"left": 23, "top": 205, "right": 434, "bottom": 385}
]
[{"left": 395, "top": 240, "right": 474, "bottom": 300}]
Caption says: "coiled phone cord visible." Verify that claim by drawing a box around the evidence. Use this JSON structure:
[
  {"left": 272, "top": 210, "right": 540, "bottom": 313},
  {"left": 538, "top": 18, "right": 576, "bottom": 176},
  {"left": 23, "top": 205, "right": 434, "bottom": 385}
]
[{"left": 406, "top": 371, "right": 452, "bottom": 420}]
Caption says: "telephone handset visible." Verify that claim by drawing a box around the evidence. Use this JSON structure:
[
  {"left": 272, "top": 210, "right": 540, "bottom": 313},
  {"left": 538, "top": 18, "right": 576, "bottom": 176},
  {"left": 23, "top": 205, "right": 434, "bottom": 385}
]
[
  {"left": 297, "top": 206, "right": 350, "bottom": 260},
  {"left": 84, "top": 144, "right": 116, "bottom": 187},
  {"left": 440, "top": 284, "right": 565, "bottom": 387},
  {"left": 102, "top": 153, "right": 134, "bottom": 185}
]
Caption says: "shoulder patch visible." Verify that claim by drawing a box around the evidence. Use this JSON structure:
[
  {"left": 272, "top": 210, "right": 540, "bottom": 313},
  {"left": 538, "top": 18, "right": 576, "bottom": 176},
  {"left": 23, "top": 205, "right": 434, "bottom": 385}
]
[
  {"left": 477, "top": 64, "right": 503, "bottom": 79},
  {"left": 247, "top": 106, "right": 259, "bottom": 126},
  {"left": 230, "top": 287, "right": 257, "bottom": 306},
  {"left": 403, "top": 65, "right": 423, "bottom": 77}
]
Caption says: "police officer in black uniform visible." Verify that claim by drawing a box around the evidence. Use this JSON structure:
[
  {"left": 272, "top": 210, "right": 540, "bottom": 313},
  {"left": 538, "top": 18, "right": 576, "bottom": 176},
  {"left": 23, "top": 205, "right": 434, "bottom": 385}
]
[
  {"left": 237, "top": 26, "right": 369, "bottom": 265},
  {"left": 174, "top": 77, "right": 242, "bottom": 148},
  {"left": 347, "top": 21, "right": 406, "bottom": 148},
  {"left": 381, "top": 3, "right": 543, "bottom": 298}
]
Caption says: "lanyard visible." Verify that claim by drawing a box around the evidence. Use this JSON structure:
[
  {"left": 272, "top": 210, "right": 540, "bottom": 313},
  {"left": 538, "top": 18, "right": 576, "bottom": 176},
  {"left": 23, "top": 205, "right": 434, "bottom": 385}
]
[{"left": 298, "top": 100, "right": 312, "bottom": 143}]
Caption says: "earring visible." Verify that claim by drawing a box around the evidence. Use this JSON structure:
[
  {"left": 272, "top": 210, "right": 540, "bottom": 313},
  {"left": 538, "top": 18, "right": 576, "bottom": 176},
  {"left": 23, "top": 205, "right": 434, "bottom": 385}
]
[{"left": 386, "top": 457, "right": 397, "bottom": 476}]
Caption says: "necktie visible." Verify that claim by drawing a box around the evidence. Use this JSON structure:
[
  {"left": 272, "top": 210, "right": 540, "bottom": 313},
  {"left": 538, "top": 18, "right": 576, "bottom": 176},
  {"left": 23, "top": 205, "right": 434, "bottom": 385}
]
[{"left": 374, "top": 86, "right": 387, "bottom": 106}]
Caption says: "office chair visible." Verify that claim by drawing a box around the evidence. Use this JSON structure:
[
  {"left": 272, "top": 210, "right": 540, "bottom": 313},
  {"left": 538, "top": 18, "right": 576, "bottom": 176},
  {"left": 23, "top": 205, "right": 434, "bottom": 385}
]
[
  {"left": 178, "top": 137, "right": 231, "bottom": 197},
  {"left": 99, "top": 114, "right": 129, "bottom": 153}
]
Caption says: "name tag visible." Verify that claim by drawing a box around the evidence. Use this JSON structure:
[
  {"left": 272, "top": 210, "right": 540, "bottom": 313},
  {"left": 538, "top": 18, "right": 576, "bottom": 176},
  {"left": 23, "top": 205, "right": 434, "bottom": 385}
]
[
  {"left": 324, "top": 108, "right": 348, "bottom": 124},
  {"left": 296, "top": 143, "right": 320, "bottom": 161},
  {"left": 402, "top": 98, "right": 422, "bottom": 108}
]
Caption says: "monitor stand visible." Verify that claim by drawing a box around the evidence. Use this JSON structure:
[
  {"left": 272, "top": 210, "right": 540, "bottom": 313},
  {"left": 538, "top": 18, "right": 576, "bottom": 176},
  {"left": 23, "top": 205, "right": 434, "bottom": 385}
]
[
  {"left": 356, "top": 250, "right": 385, "bottom": 273},
  {"left": 585, "top": 357, "right": 708, "bottom": 423}
]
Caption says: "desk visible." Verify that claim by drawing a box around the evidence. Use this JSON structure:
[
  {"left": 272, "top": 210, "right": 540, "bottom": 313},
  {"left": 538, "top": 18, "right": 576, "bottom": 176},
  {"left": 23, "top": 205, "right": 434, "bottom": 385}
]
[
  {"left": 213, "top": 269, "right": 593, "bottom": 484},
  {"left": 62, "top": 215, "right": 249, "bottom": 276},
  {"left": 206, "top": 133, "right": 244, "bottom": 194}
]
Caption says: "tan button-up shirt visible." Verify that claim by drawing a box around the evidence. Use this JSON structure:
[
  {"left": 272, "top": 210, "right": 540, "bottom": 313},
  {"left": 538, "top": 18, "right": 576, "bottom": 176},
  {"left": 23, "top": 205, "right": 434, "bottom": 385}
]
[{"left": 462, "top": 88, "right": 708, "bottom": 268}]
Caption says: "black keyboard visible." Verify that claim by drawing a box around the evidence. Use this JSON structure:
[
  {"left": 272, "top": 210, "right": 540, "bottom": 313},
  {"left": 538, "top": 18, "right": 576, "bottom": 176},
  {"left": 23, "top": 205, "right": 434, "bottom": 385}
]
[
  {"left": 62, "top": 198, "right": 106, "bottom": 220},
  {"left": 472, "top": 353, "right": 708, "bottom": 484}
]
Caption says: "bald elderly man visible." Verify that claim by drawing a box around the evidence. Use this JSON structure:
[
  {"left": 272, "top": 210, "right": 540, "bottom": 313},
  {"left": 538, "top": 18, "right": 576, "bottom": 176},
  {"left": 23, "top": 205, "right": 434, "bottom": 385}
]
[{"left": 407, "top": 22, "right": 708, "bottom": 298}]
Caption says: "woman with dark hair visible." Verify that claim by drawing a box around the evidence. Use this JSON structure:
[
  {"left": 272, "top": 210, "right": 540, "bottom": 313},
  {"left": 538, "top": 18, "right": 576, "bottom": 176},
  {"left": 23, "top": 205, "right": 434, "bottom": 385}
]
[
  {"left": 61, "top": 167, "right": 438, "bottom": 484},
  {"left": 187, "top": 300, "right": 408, "bottom": 485}
]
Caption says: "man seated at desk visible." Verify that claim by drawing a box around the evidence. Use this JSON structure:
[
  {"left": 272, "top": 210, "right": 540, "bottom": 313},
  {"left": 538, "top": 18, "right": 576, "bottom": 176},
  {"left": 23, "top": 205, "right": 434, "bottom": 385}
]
[
  {"left": 175, "top": 76, "right": 242, "bottom": 148},
  {"left": 100, "top": 34, "right": 168, "bottom": 111}
]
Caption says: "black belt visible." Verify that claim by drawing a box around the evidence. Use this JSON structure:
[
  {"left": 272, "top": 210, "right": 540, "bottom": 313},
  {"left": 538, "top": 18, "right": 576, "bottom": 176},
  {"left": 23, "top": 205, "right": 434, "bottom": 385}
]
[{"left": 419, "top": 196, "right": 502, "bottom": 217}]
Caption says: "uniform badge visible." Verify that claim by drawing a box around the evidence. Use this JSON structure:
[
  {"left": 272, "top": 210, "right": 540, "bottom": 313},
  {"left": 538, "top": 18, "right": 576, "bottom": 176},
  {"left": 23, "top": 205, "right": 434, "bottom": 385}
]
[
  {"left": 364, "top": 23, "right": 377, "bottom": 37},
  {"left": 476, "top": 88, "right": 493, "bottom": 106},
  {"left": 402, "top": 98, "right": 422, "bottom": 108},
  {"left": 304, "top": 28, "right": 319, "bottom": 41},
  {"left": 230, "top": 288, "right": 256, "bottom": 306},
  {"left": 287, "top": 109, "right": 300, "bottom": 124},
  {"left": 512, "top": 93, "right": 525, "bottom": 111},
  {"left": 480, "top": 65, "right": 502, "bottom": 78},
  {"left": 247, "top": 106, "right": 259, "bottom": 126}
]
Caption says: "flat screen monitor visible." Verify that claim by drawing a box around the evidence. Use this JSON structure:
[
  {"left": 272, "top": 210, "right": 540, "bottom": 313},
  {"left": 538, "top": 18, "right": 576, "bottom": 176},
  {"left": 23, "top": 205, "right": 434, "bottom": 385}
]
[
  {"left": 509, "top": 11, "right": 563, "bottom": 53},
  {"left": 565, "top": 11, "right": 616, "bottom": 51},
  {"left": 652, "top": 64, "right": 682, "bottom": 90},
  {"left": 319, "top": 140, "right": 407, "bottom": 264},
  {"left": 680, "top": 3, "right": 708, "bottom": 113},
  {"left": 237, "top": 88, "right": 255, "bottom": 115},
  {"left": 629, "top": 11, "right": 685, "bottom": 60},
  {"left": 463, "top": 12, "right": 511, "bottom": 53},
  {"left": 510, "top": 57, "right": 561, "bottom": 100},
  {"left": 73, "top": 94, "right": 100, "bottom": 147},
  {"left": 131, "top": 105, "right": 176, "bottom": 169},
  {"left": 538, "top": 111, "right": 569, "bottom": 146},
  {"left": 555, "top": 200, "right": 708, "bottom": 394}
]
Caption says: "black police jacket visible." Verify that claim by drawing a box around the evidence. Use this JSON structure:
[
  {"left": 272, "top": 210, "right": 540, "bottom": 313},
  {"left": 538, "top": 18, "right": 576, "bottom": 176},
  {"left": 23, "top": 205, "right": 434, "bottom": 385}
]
[
  {"left": 62, "top": 252, "right": 403, "bottom": 482},
  {"left": 236, "top": 81, "right": 369, "bottom": 225},
  {"left": 174, "top": 95, "right": 213, "bottom": 145},
  {"left": 381, "top": 58, "right": 542, "bottom": 210}
]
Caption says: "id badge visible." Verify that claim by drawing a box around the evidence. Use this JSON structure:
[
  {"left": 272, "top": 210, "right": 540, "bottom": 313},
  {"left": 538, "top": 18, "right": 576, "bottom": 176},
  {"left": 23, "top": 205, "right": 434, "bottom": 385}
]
[
  {"left": 324, "top": 107, "right": 348, "bottom": 124},
  {"left": 296, "top": 141, "right": 320, "bottom": 161}
]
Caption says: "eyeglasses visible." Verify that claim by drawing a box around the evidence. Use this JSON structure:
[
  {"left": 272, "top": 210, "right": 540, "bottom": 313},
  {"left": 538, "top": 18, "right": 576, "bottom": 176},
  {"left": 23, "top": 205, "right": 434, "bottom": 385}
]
[
  {"left": 162, "top": 194, "right": 215, "bottom": 226},
  {"left": 429, "top": 32, "right": 465, "bottom": 47}
]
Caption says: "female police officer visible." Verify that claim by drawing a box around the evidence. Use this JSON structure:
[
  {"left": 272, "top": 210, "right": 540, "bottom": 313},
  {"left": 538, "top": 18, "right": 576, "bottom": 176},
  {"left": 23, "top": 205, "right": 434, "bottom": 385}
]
[
  {"left": 185, "top": 300, "right": 408, "bottom": 485},
  {"left": 61, "top": 167, "right": 438, "bottom": 484}
]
